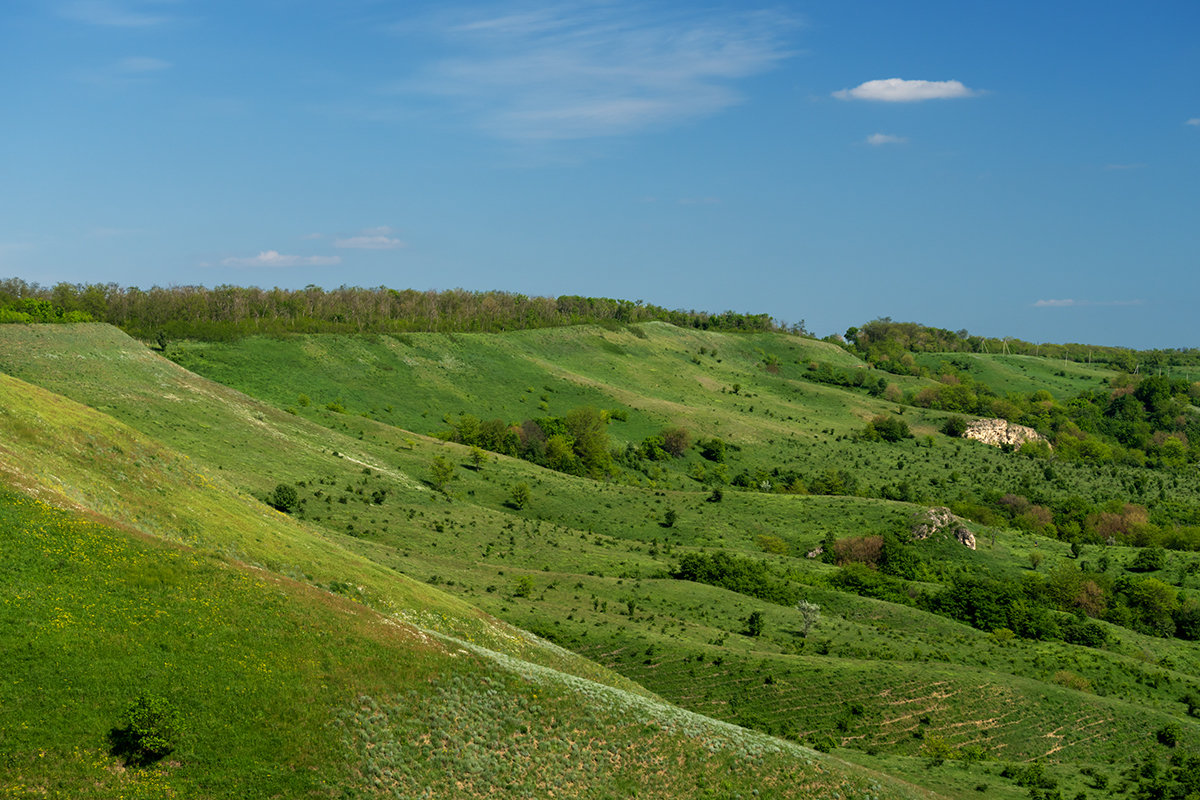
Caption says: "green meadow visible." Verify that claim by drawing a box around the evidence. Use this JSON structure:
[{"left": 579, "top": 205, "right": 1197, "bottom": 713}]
[{"left": 2, "top": 320, "right": 1199, "bottom": 798}]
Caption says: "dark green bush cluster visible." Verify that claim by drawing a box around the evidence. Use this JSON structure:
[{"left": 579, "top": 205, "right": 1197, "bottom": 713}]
[
  {"left": 1121, "top": 752, "right": 1200, "bottom": 799},
  {"left": 443, "top": 408, "right": 613, "bottom": 478},
  {"left": 729, "top": 467, "right": 858, "bottom": 497},
  {"left": 800, "top": 361, "right": 889, "bottom": 396},
  {"left": 625, "top": 427, "right": 691, "bottom": 463},
  {"left": 831, "top": 563, "right": 914, "bottom": 607},
  {"left": 861, "top": 414, "right": 912, "bottom": 443},
  {"left": 672, "top": 551, "right": 797, "bottom": 605},
  {"left": 0, "top": 297, "right": 93, "bottom": 324}
]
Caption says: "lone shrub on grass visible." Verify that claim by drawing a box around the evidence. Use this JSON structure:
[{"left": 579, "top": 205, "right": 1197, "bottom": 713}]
[
  {"left": 942, "top": 415, "right": 969, "bottom": 438},
  {"left": 111, "top": 692, "right": 182, "bottom": 765},
  {"left": 863, "top": 414, "right": 912, "bottom": 443},
  {"left": 269, "top": 483, "right": 298, "bottom": 513},
  {"left": 796, "top": 600, "right": 821, "bottom": 637}
]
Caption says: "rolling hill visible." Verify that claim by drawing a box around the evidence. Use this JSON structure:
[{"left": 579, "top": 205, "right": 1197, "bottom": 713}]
[{"left": 2, "top": 319, "right": 1199, "bottom": 799}]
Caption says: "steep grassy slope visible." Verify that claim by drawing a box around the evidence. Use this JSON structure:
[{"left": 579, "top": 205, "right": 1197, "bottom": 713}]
[
  {"left": 3, "top": 323, "right": 1199, "bottom": 799},
  {"left": 0, "top": 338, "right": 933, "bottom": 799}
]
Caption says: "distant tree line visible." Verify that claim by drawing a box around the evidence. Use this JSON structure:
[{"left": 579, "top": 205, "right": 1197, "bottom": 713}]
[
  {"left": 844, "top": 317, "right": 1200, "bottom": 372},
  {"left": 0, "top": 278, "right": 781, "bottom": 340}
]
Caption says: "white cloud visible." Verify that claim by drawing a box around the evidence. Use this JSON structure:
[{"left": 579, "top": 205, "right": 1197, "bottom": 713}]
[
  {"left": 334, "top": 235, "right": 407, "bottom": 250},
  {"left": 1034, "top": 298, "right": 1144, "bottom": 308},
  {"left": 59, "top": 1, "right": 176, "bottom": 27},
  {"left": 1034, "top": 299, "right": 1078, "bottom": 308},
  {"left": 396, "top": 4, "right": 799, "bottom": 140},
  {"left": 1187, "top": 118, "right": 1200, "bottom": 127},
  {"left": 220, "top": 250, "right": 341, "bottom": 268},
  {"left": 866, "top": 133, "right": 907, "bottom": 146},
  {"left": 834, "top": 78, "right": 978, "bottom": 102},
  {"left": 1104, "top": 163, "right": 1146, "bottom": 171}
]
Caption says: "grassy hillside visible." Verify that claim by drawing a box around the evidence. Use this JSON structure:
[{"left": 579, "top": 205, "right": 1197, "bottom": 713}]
[
  {"left": 3, "top": 322, "right": 1200, "bottom": 799},
  {"left": 2, "top": 488, "right": 933, "bottom": 800},
  {"left": 911, "top": 352, "right": 1113, "bottom": 398},
  {"left": 0, "top": 331, "right": 933, "bottom": 799}
]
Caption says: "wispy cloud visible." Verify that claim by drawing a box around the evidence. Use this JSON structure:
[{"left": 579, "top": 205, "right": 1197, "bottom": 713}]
[
  {"left": 678, "top": 197, "right": 719, "bottom": 206},
  {"left": 395, "top": 3, "right": 799, "bottom": 141},
  {"left": 1104, "top": 163, "right": 1146, "bottom": 171},
  {"left": 866, "top": 133, "right": 907, "bottom": 146},
  {"left": 834, "top": 78, "right": 978, "bottom": 102},
  {"left": 1187, "top": 118, "right": 1200, "bottom": 127},
  {"left": 334, "top": 226, "right": 406, "bottom": 250},
  {"left": 1034, "top": 298, "right": 1144, "bottom": 308},
  {"left": 334, "top": 236, "right": 406, "bottom": 250},
  {"left": 59, "top": 0, "right": 178, "bottom": 27},
  {"left": 221, "top": 250, "right": 341, "bottom": 268}
]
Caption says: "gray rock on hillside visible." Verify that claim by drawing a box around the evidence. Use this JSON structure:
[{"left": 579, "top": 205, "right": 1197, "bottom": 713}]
[{"left": 911, "top": 506, "right": 976, "bottom": 550}]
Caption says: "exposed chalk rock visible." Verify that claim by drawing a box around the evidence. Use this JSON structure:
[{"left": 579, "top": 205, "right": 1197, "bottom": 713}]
[{"left": 962, "top": 418, "right": 1048, "bottom": 450}]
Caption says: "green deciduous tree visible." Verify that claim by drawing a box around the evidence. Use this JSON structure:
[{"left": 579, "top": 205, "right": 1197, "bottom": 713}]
[
  {"left": 111, "top": 692, "right": 182, "bottom": 765},
  {"left": 565, "top": 406, "right": 611, "bottom": 476},
  {"left": 430, "top": 455, "right": 456, "bottom": 491}
]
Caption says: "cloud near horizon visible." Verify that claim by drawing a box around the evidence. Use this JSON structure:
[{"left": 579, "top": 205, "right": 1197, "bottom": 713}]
[
  {"left": 221, "top": 250, "right": 341, "bottom": 268},
  {"left": 334, "top": 236, "right": 407, "bottom": 250},
  {"left": 398, "top": 4, "right": 798, "bottom": 141},
  {"left": 334, "top": 226, "right": 406, "bottom": 250},
  {"left": 1034, "top": 298, "right": 1144, "bottom": 308},
  {"left": 834, "top": 78, "right": 978, "bottom": 102}
]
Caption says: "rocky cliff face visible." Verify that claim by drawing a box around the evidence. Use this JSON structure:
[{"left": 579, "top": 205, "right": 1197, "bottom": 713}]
[{"left": 962, "top": 418, "right": 1048, "bottom": 450}]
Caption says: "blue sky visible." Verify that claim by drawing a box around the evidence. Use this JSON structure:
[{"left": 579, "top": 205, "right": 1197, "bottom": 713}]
[{"left": 2, "top": 1, "right": 1197, "bottom": 348}]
